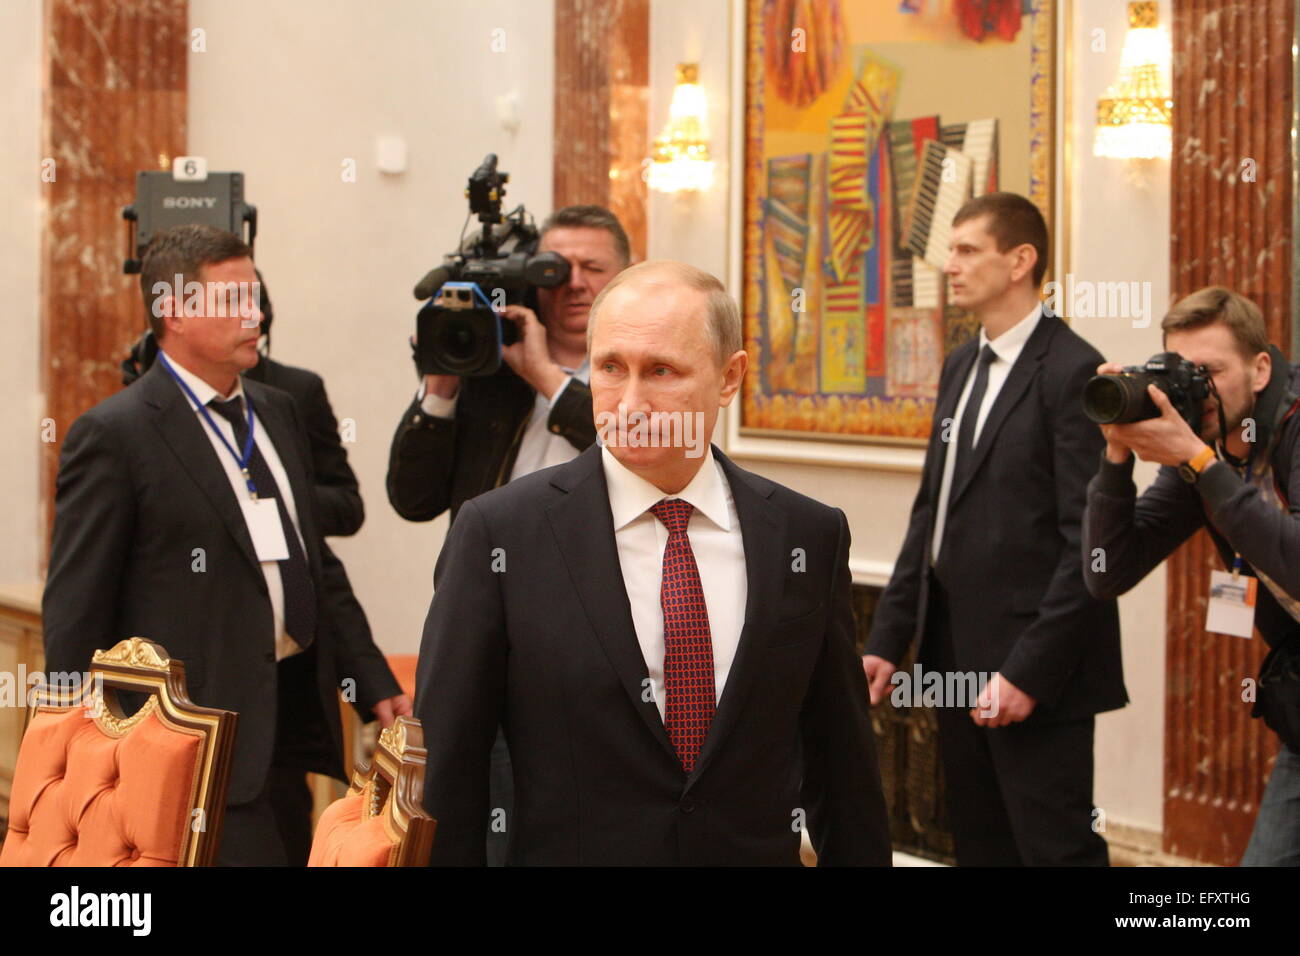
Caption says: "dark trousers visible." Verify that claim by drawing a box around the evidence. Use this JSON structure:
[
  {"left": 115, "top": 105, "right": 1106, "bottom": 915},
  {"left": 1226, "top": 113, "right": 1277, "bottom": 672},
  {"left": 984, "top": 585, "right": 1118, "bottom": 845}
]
[
  {"left": 217, "top": 649, "right": 333, "bottom": 867},
  {"left": 925, "top": 579, "right": 1109, "bottom": 867},
  {"left": 487, "top": 727, "right": 513, "bottom": 867},
  {"left": 217, "top": 765, "right": 314, "bottom": 866}
]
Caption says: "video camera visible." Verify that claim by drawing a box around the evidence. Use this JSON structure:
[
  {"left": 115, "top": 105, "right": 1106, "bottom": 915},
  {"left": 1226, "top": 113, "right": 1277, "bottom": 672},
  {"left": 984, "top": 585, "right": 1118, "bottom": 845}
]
[
  {"left": 411, "top": 154, "right": 570, "bottom": 376},
  {"left": 1082, "top": 351, "right": 1213, "bottom": 434},
  {"left": 121, "top": 160, "right": 256, "bottom": 274},
  {"left": 119, "top": 161, "right": 263, "bottom": 385}
]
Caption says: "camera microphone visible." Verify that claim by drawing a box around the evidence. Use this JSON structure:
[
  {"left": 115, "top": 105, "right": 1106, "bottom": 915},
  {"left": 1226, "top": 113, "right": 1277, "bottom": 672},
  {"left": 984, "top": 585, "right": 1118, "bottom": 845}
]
[{"left": 413, "top": 264, "right": 454, "bottom": 301}]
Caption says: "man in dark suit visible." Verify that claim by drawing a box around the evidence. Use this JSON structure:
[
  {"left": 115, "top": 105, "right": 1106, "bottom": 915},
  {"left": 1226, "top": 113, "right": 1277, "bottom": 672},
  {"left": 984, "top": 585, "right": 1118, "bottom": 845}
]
[
  {"left": 391, "top": 205, "right": 630, "bottom": 865},
  {"left": 416, "top": 260, "right": 891, "bottom": 865},
  {"left": 118, "top": 274, "right": 383, "bottom": 865},
  {"left": 44, "top": 225, "right": 407, "bottom": 865},
  {"left": 862, "top": 193, "right": 1126, "bottom": 866}
]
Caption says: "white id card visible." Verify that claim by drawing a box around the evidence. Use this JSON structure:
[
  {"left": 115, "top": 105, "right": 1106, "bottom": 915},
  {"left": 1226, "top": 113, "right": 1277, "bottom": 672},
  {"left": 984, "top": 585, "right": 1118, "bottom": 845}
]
[
  {"left": 1205, "top": 570, "right": 1257, "bottom": 638},
  {"left": 240, "top": 497, "right": 290, "bottom": 561}
]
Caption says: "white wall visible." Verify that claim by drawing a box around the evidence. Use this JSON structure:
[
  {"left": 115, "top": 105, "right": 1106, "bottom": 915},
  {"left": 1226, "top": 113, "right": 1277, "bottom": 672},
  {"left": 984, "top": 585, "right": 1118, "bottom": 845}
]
[
  {"left": 1066, "top": 0, "right": 1169, "bottom": 835},
  {"left": 649, "top": 0, "right": 1168, "bottom": 834},
  {"left": 0, "top": 0, "right": 43, "bottom": 587},
  {"left": 189, "top": 0, "right": 555, "bottom": 654}
]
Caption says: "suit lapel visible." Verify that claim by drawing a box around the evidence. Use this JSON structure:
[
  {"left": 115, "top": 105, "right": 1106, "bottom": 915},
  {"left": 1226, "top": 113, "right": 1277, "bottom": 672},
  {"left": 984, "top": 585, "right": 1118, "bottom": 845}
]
[
  {"left": 546, "top": 448, "right": 678, "bottom": 763},
  {"left": 947, "top": 310, "right": 1057, "bottom": 509},
  {"left": 928, "top": 344, "right": 977, "bottom": 509},
  {"left": 245, "top": 379, "right": 323, "bottom": 578},
  {"left": 686, "top": 449, "right": 786, "bottom": 787},
  {"left": 140, "top": 362, "right": 265, "bottom": 585}
]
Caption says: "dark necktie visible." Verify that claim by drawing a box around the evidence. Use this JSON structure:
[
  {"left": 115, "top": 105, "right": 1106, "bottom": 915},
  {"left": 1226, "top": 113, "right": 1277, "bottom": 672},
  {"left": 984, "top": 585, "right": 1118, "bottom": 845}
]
[
  {"left": 649, "top": 498, "right": 716, "bottom": 773},
  {"left": 208, "top": 396, "right": 317, "bottom": 651},
  {"left": 952, "top": 344, "right": 998, "bottom": 489}
]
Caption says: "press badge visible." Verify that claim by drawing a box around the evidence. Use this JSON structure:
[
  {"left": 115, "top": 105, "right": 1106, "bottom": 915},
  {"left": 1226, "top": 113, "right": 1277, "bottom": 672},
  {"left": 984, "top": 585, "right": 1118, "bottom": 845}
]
[
  {"left": 1205, "top": 570, "right": 1256, "bottom": 638},
  {"left": 240, "top": 497, "right": 290, "bottom": 561}
]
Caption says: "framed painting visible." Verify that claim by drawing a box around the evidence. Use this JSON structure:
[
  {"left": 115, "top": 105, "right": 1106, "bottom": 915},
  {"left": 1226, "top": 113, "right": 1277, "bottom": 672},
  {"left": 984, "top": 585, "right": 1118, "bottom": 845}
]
[{"left": 728, "top": 0, "right": 1057, "bottom": 468}]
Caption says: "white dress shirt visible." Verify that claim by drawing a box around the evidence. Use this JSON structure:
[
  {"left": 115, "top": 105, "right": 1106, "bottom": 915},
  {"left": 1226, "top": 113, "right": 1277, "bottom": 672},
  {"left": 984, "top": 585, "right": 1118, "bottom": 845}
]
[
  {"left": 161, "top": 351, "right": 306, "bottom": 660},
  {"left": 417, "top": 361, "right": 591, "bottom": 481},
  {"left": 601, "top": 446, "right": 748, "bottom": 721},
  {"left": 930, "top": 303, "right": 1042, "bottom": 564}
]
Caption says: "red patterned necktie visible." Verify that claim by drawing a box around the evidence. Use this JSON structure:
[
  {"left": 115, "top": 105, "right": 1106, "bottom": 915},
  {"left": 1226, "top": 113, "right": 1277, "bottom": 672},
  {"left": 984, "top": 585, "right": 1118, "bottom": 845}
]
[{"left": 649, "top": 498, "right": 716, "bottom": 773}]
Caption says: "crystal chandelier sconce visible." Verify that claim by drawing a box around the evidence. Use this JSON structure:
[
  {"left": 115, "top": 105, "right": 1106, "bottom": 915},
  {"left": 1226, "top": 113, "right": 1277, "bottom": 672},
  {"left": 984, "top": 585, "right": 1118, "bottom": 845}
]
[
  {"left": 647, "top": 63, "right": 715, "bottom": 193},
  {"left": 1094, "top": 1, "right": 1174, "bottom": 160}
]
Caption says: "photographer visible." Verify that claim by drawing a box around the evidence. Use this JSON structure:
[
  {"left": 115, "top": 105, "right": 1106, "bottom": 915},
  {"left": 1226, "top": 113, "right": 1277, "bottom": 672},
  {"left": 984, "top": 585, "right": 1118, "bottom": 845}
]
[
  {"left": 386, "top": 205, "right": 631, "bottom": 523},
  {"left": 1083, "top": 286, "right": 1300, "bottom": 866},
  {"left": 387, "top": 204, "right": 629, "bottom": 866}
]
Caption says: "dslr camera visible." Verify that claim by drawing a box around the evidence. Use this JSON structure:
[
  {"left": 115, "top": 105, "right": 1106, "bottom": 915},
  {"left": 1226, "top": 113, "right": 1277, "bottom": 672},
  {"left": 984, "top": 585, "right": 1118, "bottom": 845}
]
[
  {"left": 412, "top": 154, "right": 570, "bottom": 376},
  {"left": 1082, "top": 351, "right": 1212, "bottom": 433}
]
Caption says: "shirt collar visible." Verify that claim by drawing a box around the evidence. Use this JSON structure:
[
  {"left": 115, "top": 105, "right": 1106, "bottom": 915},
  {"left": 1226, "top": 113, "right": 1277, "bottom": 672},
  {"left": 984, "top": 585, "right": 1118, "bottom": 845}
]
[
  {"left": 160, "top": 349, "right": 246, "bottom": 409},
  {"left": 601, "top": 445, "right": 733, "bottom": 533},
  {"left": 568, "top": 357, "right": 591, "bottom": 384},
  {"left": 979, "top": 302, "right": 1042, "bottom": 365}
]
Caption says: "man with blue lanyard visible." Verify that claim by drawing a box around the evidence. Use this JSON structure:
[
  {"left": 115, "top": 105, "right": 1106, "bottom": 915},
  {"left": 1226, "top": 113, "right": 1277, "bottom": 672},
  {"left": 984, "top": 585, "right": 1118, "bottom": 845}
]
[
  {"left": 1083, "top": 286, "right": 1300, "bottom": 866},
  {"left": 43, "top": 224, "right": 407, "bottom": 865}
]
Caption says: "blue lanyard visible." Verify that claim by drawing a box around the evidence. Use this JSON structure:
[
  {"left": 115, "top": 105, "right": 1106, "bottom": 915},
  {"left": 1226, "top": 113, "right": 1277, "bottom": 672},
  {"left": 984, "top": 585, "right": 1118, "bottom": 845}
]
[{"left": 158, "top": 353, "right": 260, "bottom": 498}]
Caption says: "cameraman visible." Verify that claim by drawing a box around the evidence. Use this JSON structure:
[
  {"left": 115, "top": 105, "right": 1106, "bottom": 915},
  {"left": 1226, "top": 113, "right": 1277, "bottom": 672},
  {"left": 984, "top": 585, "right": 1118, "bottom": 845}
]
[
  {"left": 387, "top": 204, "right": 629, "bottom": 867},
  {"left": 386, "top": 205, "right": 631, "bottom": 523},
  {"left": 1083, "top": 286, "right": 1300, "bottom": 866}
]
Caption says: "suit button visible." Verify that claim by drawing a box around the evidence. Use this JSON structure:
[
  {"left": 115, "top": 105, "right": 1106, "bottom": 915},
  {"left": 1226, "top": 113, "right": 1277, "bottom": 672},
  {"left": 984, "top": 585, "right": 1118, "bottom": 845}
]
[
  {"left": 264, "top": 651, "right": 275, "bottom": 663},
  {"left": 550, "top": 424, "right": 561, "bottom": 434},
  {"left": 681, "top": 799, "right": 696, "bottom": 814}
]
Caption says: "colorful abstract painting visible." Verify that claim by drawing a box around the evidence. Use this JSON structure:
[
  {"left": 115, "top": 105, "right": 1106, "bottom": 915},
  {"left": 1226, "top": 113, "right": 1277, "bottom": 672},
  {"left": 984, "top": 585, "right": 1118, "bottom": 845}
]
[{"left": 741, "top": 0, "right": 1055, "bottom": 445}]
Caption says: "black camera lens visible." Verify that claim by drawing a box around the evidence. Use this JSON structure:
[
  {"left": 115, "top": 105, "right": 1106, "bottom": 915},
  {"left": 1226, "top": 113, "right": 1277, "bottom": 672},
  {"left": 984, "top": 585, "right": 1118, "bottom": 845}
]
[
  {"left": 1082, "top": 377, "right": 1126, "bottom": 423},
  {"left": 436, "top": 317, "right": 479, "bottom": 364},
  {"left": 1082, "top": 373, "right": 1158, "bottom": 424}
]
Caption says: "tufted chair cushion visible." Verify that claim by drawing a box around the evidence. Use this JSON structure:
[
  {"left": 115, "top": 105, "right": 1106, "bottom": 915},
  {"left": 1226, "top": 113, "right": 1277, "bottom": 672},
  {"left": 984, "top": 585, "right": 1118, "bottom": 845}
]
[
  {"left": 306, "top": 786, "right": 396, "bottom": 867},
  {"left": 0, "top": 704, "right": 201, "bottom": 867}
]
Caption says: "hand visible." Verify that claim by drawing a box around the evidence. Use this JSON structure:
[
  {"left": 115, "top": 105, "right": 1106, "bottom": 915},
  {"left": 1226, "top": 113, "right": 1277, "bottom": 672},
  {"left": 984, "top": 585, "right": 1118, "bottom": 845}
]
[
  {"left": 499, "top": 304, "right": 568, "bottom": 399},
  {"left": 1101, "top": 383, "right": 1208, "bottom": 468},
  {"left": 423, "top": 374, "right": 460, "bottom": 400},
  {"left": 970, "top": 673, "right": 1036, "bottom": 727},
  {"left": 372, "top": 693, "right": 413, "bottom": 728},
  {"left": 862, "top": 654, "right": 897, "bottom": 707},
  {"left": 408, "top": 335, "right": 460, "bottom": 399}
]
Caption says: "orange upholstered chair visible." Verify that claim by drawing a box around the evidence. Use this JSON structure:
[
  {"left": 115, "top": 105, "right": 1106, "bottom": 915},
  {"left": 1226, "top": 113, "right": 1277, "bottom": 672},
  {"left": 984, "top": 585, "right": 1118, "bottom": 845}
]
[
  {"left": 0, "top": 638, "right": 236, "bottom": 867},
  {"left": 386, "top": 654, "right": 418, "bottom": 702},
  {"left": 308, "top": 715, "right": 434, "bottom": 867}
]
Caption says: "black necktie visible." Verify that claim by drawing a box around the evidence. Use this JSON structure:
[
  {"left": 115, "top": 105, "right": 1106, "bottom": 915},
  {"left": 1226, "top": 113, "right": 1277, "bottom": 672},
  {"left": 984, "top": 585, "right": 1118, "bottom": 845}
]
[
  {"left": 208, "top": 395, "right": 316, "bottom": 650},
  {"left": 952, "top": 344, "right": 997, "bottom": 489}
]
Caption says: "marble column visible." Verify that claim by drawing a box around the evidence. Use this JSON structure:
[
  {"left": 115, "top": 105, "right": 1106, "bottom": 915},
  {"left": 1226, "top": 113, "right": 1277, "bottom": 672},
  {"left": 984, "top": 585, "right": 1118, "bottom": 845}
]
[
  {"left": 1165, "top": 0, "right": 1293, "bottom": 865},
  {"left": 41, "top": 0, "right": 187, "bottom": 560},
  {"left": 553, "top": 0, "right": 649, "bottom": 261}
]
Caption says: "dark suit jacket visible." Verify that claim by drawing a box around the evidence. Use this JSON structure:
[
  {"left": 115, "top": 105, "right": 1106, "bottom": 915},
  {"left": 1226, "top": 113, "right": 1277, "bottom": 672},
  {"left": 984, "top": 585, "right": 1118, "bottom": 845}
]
[
  {"left": 43, "top": 360, "right": 400, "bottom": 804},
  {"left": 415, "top": 444, "right": 891, "bottom": 866},
  {"left": 386, "top": 363, "right": 596, "bottom": 524},
  {"left": 245, "top": 356, "right": 364, "bottom": 538},
  {"left": 866, "top": 310, "right": 1127, "bottom": 721}
]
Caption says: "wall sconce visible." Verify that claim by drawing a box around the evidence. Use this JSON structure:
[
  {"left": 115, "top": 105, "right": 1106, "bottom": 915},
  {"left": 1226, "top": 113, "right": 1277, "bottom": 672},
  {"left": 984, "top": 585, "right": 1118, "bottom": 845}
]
[
  {"left": 1093, "top": 1, "right": 1173, "bottom": 160},
  {"left": 647, "top": 63, "right": 715, "bottom": 193}
]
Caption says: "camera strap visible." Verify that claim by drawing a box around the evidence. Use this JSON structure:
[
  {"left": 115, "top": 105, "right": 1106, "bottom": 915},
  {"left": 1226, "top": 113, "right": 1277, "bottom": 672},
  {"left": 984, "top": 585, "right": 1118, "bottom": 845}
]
[{"left": 1208, "top": 394, "right": 1300, "bottom": 634}]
